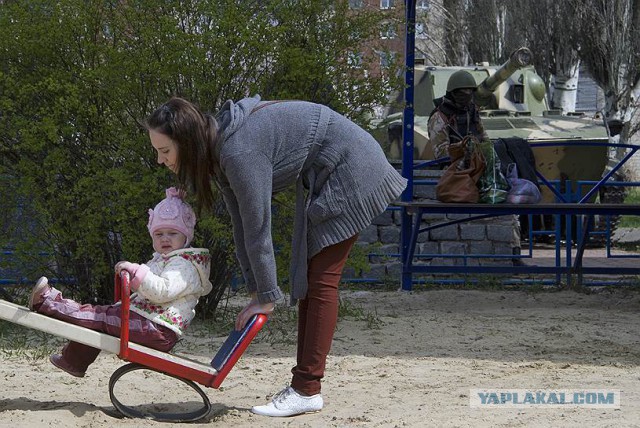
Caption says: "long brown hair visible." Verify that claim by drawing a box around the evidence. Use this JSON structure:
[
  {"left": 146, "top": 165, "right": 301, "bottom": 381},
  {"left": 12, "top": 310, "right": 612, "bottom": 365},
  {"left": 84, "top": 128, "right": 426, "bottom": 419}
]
[{"left": 145, "top": 97, "right": 218, "bottom": 212}]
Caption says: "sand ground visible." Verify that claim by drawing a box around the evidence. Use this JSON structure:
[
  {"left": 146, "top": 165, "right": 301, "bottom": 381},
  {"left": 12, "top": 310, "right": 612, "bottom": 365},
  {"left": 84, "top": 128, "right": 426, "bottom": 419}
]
[{"left": 0, "top": 286, "right": 639, "bottom": 428}]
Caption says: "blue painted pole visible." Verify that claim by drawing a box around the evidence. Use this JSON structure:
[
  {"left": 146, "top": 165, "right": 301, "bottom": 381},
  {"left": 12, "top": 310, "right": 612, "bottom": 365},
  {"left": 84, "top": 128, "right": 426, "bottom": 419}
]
[{"left": 400, "top": 0, "right": 416, "bottom": 291}]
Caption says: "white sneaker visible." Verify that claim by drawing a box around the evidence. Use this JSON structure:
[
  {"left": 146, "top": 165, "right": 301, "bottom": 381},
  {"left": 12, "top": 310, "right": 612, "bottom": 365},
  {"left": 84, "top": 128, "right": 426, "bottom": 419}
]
[{"left": 251, "top": 386, "right": 323, "bottom": 417}]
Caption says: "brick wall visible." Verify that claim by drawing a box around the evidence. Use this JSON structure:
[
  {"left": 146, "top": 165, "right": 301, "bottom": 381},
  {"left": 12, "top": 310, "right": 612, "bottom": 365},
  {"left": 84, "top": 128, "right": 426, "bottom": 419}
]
[{"left": 344, "top": 169, "right": 521, "bottom": 283}]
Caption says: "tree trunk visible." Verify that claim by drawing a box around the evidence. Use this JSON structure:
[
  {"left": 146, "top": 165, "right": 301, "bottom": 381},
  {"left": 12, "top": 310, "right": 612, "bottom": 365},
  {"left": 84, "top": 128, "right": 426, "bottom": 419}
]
[
  {"left": 443, "top": 0, "right": 469, "bottom": 65},
  {"left": 550, "top": 59, "right": 580, "bottom": 113}
]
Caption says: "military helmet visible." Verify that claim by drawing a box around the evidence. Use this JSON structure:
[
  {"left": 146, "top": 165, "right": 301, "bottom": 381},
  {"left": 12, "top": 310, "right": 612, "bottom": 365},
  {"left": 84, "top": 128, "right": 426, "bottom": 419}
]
[{"left": 447, "top": 70, "right": 478, "bottom": 92}]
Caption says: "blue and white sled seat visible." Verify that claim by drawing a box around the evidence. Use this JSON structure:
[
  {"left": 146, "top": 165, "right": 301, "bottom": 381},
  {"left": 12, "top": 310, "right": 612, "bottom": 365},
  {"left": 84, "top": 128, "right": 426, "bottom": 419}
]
[{"left": 0, "top": 272, "right": 267, "bottom": 422}]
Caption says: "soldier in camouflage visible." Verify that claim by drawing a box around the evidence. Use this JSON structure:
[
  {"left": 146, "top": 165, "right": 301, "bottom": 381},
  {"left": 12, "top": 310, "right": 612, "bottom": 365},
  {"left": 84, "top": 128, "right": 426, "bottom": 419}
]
[{"left": 427, "top": 70, "right": 489, "bottom": 164}]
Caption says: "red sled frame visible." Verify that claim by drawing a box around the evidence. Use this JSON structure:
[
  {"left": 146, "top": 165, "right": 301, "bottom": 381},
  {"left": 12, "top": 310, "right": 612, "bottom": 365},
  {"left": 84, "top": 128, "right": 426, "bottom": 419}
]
[
  {"left": 0, "top": 272, "right": 267, "bottom": 422},
  {"left": 109, "top": 271, "right": 267, "bottom": 421}
]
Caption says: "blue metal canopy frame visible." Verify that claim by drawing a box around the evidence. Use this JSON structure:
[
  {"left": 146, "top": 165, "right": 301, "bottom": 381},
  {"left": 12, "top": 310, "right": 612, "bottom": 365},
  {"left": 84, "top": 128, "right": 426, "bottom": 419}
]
[
  {"left": 400, "top": 0, "right": 417, "bottom": 291},
  {"left": 397, "top": 1, "right": 640, "bottom": 290}
]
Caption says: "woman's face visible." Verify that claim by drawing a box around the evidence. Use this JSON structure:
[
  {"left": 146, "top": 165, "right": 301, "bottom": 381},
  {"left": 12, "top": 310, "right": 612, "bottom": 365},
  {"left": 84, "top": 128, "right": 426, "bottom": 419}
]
[{"left": 149, "top": 129, "right": 179, "bottom": 173}]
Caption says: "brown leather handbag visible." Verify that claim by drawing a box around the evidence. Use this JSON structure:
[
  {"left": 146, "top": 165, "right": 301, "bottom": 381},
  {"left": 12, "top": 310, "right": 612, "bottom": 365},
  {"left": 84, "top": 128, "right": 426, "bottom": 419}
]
[{"left": 436, "top": 137, "right": 486, "bottom": 203}]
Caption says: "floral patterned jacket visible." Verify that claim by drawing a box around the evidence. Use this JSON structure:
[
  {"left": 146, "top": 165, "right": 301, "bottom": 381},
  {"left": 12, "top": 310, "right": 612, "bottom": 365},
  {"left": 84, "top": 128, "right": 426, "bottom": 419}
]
[{"left": 125, "top": 248, "right": 213, "bottom": 336}]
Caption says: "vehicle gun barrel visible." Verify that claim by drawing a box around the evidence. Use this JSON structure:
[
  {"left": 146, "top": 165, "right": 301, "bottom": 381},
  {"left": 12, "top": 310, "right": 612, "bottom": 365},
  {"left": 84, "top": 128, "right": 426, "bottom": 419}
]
[{"left": 476, "top": 47, "right": 533, "bottom": 104}]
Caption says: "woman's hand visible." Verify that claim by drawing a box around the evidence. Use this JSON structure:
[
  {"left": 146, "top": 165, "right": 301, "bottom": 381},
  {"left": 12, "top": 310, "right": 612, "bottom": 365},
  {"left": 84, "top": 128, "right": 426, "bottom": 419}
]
[{"left": 235, "top": 294, "right": 274, "bottom": 331}]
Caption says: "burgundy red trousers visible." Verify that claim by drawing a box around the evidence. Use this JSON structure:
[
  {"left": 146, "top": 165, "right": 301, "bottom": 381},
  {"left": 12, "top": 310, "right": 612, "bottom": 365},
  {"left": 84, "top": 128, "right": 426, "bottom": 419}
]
[
  {"left": 290, "top": 234, "right": 358, "bottom": 396},
  {"left": 36, "top": 289, "right": 178, "bottom": 373}
]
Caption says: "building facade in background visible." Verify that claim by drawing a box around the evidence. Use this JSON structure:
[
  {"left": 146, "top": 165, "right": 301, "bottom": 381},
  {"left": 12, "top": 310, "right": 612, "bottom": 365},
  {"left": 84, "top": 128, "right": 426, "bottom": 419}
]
[{"left": 348, "top": 0, "right": 447, "bottom": 77}]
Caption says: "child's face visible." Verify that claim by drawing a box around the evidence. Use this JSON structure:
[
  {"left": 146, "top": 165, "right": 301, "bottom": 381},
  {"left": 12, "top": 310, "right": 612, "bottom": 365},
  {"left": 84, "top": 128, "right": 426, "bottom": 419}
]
[{"left": 152, "top": 228, "right": 187, "bottom": 254}]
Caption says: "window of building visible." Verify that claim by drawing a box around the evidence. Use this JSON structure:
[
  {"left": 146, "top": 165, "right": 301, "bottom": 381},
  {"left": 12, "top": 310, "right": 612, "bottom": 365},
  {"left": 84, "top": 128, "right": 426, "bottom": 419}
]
[
  {"left": 381, "top": 22, "right": 397, "bottom": 39},
  {"left": 378, "top": 50, "right": 396, "bottom": 68},
  {"left": 416, "top": 22, "right": 428, "bottom": 39},
  {"left": 417, "top": 0, "right": 430, "bottom": 10},
  {"left": 380, "top": 0, "right": 395, "bottom": 10},
  {"left": 348, "top": 51, "right": 363, "bottom": 68},
  {"left": 349, "top": 0, "right": 364, "bottom": 9}
]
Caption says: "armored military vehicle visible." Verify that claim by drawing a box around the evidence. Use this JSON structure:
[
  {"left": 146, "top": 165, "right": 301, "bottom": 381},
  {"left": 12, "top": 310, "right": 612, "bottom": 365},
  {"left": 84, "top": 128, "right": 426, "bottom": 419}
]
[{"left": 371, "top": 47, "right": 616, "bottom": 206}]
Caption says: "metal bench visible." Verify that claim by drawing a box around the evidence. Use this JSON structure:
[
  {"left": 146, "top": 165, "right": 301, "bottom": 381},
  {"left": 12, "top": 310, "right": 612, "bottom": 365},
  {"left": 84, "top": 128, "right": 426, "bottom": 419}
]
[
  {"left": 393, "top": 137, "right": 640, "bottom": 291},
  {"left": 394, "top": 200, "right": 640, "bottom": 290}
]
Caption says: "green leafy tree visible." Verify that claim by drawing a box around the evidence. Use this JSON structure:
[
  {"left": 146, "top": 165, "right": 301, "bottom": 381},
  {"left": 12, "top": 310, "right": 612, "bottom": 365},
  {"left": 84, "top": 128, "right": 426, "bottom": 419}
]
[{"left": 0, "top": 0, "right": 401, "bottom": 315}]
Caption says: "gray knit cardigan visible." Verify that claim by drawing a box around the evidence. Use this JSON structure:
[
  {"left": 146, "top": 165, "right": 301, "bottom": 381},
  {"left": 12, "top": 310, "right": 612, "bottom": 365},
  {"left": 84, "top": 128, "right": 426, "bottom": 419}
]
[{"left": 214, "top": 95, "right": 407, "bottom": 304}]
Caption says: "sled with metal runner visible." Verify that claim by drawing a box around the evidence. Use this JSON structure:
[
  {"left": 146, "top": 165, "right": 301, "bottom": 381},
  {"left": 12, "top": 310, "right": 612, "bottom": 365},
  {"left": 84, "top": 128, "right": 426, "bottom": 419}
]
[{"left": 0, "top": 272, "right": 267, "bottom": 422}]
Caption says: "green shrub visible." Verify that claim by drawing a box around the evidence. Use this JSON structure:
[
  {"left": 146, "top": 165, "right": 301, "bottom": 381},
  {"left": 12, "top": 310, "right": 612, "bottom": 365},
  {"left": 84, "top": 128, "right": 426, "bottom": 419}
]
[{"left": 0, "top": 0, "right": 402, "bottom": 314}]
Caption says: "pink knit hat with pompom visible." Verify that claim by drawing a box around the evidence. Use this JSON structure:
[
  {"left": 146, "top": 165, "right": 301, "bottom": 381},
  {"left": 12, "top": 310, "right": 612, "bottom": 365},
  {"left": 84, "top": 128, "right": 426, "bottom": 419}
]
[{"left": 147, "top": 187, "right": 196, "bottom": 246}]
